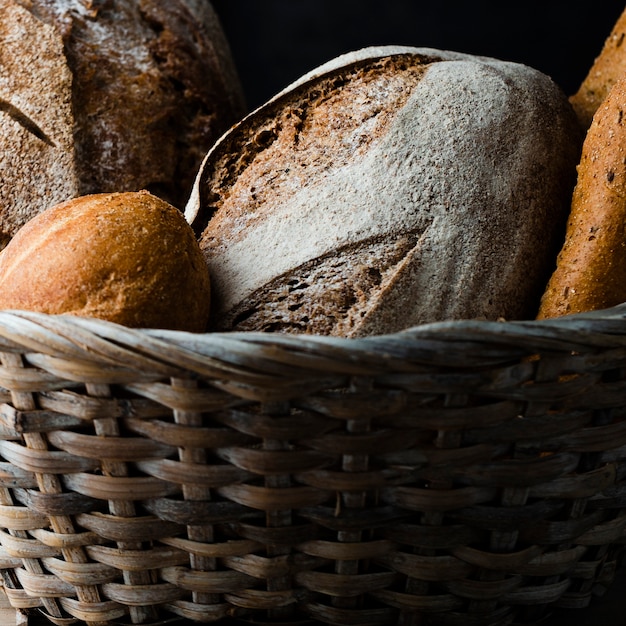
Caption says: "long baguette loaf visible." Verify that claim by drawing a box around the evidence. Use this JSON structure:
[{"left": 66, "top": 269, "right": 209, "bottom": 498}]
[
  {"left": 0, "top": 0, "right": 245, "bottom": 249},
  {"left": 186, "top": 46, "right": 582, "bottom": 336},
  {"left": 570, "top": 6, "right": 626, "bottom": 129},
  {"left": 538, "top": 74, "right": 626, "bottom": 318}
]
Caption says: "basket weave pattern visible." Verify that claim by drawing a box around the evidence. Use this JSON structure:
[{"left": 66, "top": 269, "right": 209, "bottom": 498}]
[{"left": 0, "top": 308, "right": 625, "bottom": 625}]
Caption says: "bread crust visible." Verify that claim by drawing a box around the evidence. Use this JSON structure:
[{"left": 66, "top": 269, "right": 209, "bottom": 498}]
[
  {"left": 187, "top": 46, "right": 582, "bottom": 336},
  {"left": 0, "top": 191, "right": 211, "bottom": 331},
  {"left": 0, "top": 0, "right": 245, "bottom": 248},
  {"left": 0, "top": 1, "right": 78, "bottom": 249},
  {"left": 538, "top": 75, "right": 626, "bottom": 319},
  {"left": 570, "top": 7, "right": 626, "bottom": 129}
]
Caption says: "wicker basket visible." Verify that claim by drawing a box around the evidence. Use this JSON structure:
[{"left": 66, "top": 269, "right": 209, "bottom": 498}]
[{"left": 0, "top": 306, "right": 626, "bottom": 626}]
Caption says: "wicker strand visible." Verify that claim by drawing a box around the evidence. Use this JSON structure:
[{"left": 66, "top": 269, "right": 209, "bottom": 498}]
[
  {"left": 86, "top": 382, "right": 159, "bottom": 625},
  {"left": 0, "top": 309, "right": 626, "bottom": 624},
  {"left": 260, "top": 399, "right": 297, "bottom": 622},
  {"left": 0, "top": 352, "right": 106, "bottom": 626},
  {"left": 170, "top": 377, "right": 220, "bottom": 612}
]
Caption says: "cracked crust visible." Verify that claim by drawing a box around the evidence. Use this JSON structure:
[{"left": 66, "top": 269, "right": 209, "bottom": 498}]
[
  {"left": 0, "top": 0, "right": 77, "bottom": 250},
  {"left": 188, "top": 46, "right": 582, "bottom": 336},
  {"left": 229, "top": 232, "right": 423, "bottom": 335},
  {"left": 0, "top": 0, "right": 245, "bottom": 248}
]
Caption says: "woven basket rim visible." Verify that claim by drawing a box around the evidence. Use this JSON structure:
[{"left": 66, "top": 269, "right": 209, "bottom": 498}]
[{"left": 0, "top": 304, "right": 620, "bottom": 384}]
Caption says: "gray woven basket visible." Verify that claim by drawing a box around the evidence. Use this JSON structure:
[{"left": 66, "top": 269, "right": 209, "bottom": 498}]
[{"left": 0, "top": 306, "right": 625, "bottom": 626}]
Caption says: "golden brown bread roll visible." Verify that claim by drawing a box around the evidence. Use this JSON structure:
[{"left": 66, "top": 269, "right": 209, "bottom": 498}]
[
  {"left": 538, "top": 74, "right": 626, "bottom": 319},
  {"left": 0, "top": 191, "right": 211, "bottom": 331},
  {"left": 570, "top": 6, "right": 626, "bottom": 129}
]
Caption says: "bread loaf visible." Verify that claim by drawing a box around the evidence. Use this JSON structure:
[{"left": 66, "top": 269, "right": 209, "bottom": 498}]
[
  {"left": 186, "top": 46, "right": 582, "bottom": 337},
  {"left": 0, "top": 0, "right": 245, "bottom": 249},
  {"left": 538, "top": 74, "right": 626, "bottom": 319},
  {"left": 570, "top": 6, "right": 626, "bottom": 129},
  {"left": 0, "top": 191, "right": 211, "bottom": 331}
]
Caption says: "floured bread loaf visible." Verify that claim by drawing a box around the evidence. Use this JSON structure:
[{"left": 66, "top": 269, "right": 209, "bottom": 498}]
[
  {"left": 0, "top": 0, "right": 245, "bottom": 249},
  {"left": 186, "top": 46, "right": 582, "bottom": 337}
]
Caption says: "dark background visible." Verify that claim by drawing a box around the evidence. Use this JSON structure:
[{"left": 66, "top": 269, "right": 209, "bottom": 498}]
[{"left": 212, "top": 1, "right": 626, "bottom": 111}]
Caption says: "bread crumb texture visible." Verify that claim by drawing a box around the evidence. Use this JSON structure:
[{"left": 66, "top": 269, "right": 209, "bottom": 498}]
[{"left": 0, "top": 1, "right": 76, "bottom": 250}]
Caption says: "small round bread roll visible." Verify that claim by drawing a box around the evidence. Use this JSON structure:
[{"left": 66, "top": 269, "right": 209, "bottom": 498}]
[
  {"left": 538, "top": 74, "right": 626, "bottom": 319},
  {"left": 0, "top": 191, "right": 211, "bottom": 331}
]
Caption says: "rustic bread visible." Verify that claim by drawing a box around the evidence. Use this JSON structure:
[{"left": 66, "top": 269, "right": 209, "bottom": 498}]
[
  {"left": 186, "top": 46, "right": 582, "bottom": 337},
  {"left": 0, "top": 191, "right": 211, "bottom": 331},
  {"left": 0, "top": 0, "right": 245, "bottom": 249},
  {"left": 538, "top": 74, "right": 626, "bottom": 318},
  {"left": 186, "top": 47, "right": 580, "bottom": 336},
  {"left": 570, "top": 6, "right": 626, "bottom": 129}
]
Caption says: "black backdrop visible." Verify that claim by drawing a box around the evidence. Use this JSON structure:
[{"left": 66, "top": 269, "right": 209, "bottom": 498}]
[{"left": 211, "top": 1, "right": 626, "bottom": 111}]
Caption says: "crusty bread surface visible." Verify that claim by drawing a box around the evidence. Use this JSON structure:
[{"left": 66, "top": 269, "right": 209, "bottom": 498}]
[
  {"left": 0, "top": 0, "right": 245, "bottom": 249},
  {"left": 0, "top": 191, "right": 211, "bottom": 331},
  {"left": 187, "top": 46, "right": 582, "bottom": 337},
  {"left": 570, "top": 7, "right": 626, "bottom": 129},
  {"left": 538, "top": 74, "right": 626, "bottom": 319}
]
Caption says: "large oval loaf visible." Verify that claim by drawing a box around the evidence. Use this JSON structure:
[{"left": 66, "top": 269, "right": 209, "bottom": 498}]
[
  {"left": 0, "top": 0, "right": 245, "bottom": 248},
  {"left": 186, "top": 46, "right": 582, "bottom": 337}
]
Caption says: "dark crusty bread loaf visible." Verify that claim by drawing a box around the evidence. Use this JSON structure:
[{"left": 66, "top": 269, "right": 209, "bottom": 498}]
[
  {"left": 0, "top": 0, "right": 245, "bottom": 249},
  {"left": 186, "top": 46, "right": 582, "bottom": 337}
]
